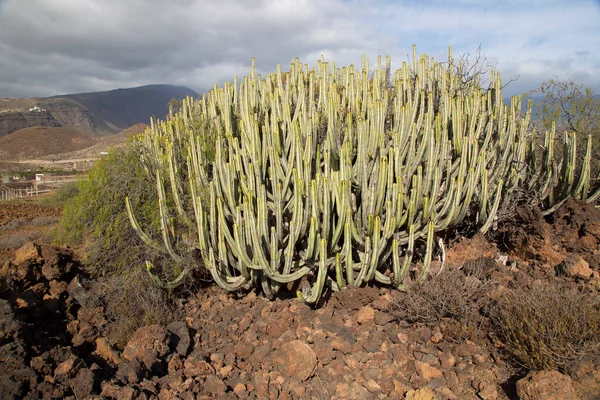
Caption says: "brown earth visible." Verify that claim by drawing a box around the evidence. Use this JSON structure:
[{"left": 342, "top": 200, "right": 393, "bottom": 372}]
[
  {"left": 0, "top": 123, "right": 148, "bottom": 175},
  {"left": 0, "top": 202, "right": 62, "bottom": 265},
  {"left": 0, "top": 126, "right": 95, "bottom": 160},
  {"left": 0, "top": 200, "right": 599, "bottom": 399},
  {"left": 39, "top": 123, "right": 148, "bottom": 161}
]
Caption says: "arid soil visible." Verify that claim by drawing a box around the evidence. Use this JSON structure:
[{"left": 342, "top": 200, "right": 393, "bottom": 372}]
[
  {"left": 0, "top": 126, "right": 95, "bottom": 160},
  {"left": 1, "top": 200, "right": 600, "bottom": 399},
  {"left": 0, "top": 123, "right": 146, "bottom": 174},
  {"left": 0, "top": 203, "right": 62, "bottom": 265}
]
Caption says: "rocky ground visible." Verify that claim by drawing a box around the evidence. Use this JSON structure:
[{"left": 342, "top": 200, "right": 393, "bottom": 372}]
[{"left": 1, "top": 200, "right": 600, "bottom": 399}]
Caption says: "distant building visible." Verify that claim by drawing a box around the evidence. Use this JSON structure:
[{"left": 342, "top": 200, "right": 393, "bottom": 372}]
[{"left": 28, "top": 106, "right": 46, "bottom": 113}]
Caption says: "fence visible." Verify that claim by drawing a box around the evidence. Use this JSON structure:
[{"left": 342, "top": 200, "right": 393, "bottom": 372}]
[
  {"left": 0, "top": 175, "right": 80, "bottom": 201},
  {"left": 0, "top": 186, "right": 50, "bottom": 201}
]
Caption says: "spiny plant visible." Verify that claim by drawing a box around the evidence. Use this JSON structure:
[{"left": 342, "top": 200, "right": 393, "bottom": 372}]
[{"left": 126, "top": 46, "right": 600, "bottom": 304}]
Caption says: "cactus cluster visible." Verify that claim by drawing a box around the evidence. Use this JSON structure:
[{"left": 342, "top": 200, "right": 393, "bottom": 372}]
[{"left": 126, "top": 46, "right": 600, "bottom": 303}]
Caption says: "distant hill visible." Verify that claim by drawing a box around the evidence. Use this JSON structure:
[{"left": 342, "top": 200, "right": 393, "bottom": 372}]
[
  {"left": 0, "top": 84, "right": 198, "bottom": 138},
  {"left": 0, "top": 126, "right": 95, "bottom": 159},
  {"left": 69, "top": 123, "right": 149, "bottom": 158}
]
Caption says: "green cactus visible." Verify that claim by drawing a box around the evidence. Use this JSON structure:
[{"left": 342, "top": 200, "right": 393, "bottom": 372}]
[{"left": 126, "top": 46, "right": 599, "bottom": 302}]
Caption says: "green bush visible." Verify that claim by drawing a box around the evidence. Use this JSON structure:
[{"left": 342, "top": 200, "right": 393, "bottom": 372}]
[
  {"left": 38, "top": 180, "right": 81, "bottom": 208},
  {"left": 55, "top": 143, "right": 161, "bottom": 276},
  {"left": 53, "top": 142, "right": 190, "bottom": 345}
]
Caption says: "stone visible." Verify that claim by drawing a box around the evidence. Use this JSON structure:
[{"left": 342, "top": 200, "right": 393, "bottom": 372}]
[
  {"left": 436, "top": 387, "right": 458, "bottom": 399},
  {"left": 42, "top": 293, "right": 60, "bottom": 314},
  {"left": 273, "top": 340, "right": 317, "bottom": 381},
  {"left": 233, "top": 383, "right": 248, "bottom": 398},
  {"left": 69, "top": 368, "right": 95, "bottom": 399},
  {"left": 67, "top": 275, "right": 102, "bottom": 308},
  {"left": 39, "top": 246, "right": 68, "bottom": 281},
  {"left": 287, "top": 378, "right": 306, "bottom": 397},
  {"left": 415, "top": 360, "right": 443, "bottom": 380},
  {"left": 393, "top": 379, "right": 411, "bottom": 397},
  {"left": 405, "top": 387, "right": 437, "bottom": 400},
  {"left": 439, "top": 352, "right": 456, "bottom": 369},
  {"left": 94, "top": 338, "right": 120, "bottom": 366},
  {"left": 14, "top": 242, "right": 40, "bottom": 266},
  {"left": 335, "top": 382, "right": 371, "bottom": 399},
  {"left": 168, "top": 354, "right": 184, "bottom": 374},
  {"left": 331, "top": 338, "right": 353, "bottom": 354},
  {"left": 116, "top": 358, "right": 146, "bottom": 384},
  {"left": 101, "top": 383, "right": 136, "bottom": 400},
  {"left": 54, "top": 357, "right": 82, "bottom": 382},
  {"left": 477, "top": 381, "right": 498, "bottom": 400},
  {"left": 430, "top": 326, "right": 443, "bottom": 343},
  {"left": 122, "top": 325, "right": 170, "bottom": 369},
  {"left": 183, "top": 353, "right": 215, "bottom": 377},
  {"left": 166, "top": 321, "right": 191, "bottom": 356},
  {"left": 356, "top": 306, "right": 375, "bottom": 324},
  {"left": 204, "top": 375, "right": 227, "bottom": 396},
  {"left": 0, "top": 299, "right": 21, "bottom": 342},
  {"left": 48, "top": 280, "right": 67, "bottom": 297},
  {"left": 556, "top": 255, "right": 594, "bottom": 280},
  {"left": 364, "top": 379, "right": 382, "bottom": 394},
  {"left": 516, "top": 371, "right": 579, "bottom": 400},
  {"left": 235, "top": 342, "right": 255, "bottom": 360}
]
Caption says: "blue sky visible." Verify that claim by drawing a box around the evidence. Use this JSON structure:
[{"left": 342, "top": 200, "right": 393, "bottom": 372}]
[{"left": 0, "top": 0, "right": 598, "bottom": 98}]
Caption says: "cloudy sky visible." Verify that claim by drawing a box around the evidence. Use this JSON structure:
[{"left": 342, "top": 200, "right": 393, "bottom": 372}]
[{"left": 0, "top": 0, "right": 598, "bottom": 99}]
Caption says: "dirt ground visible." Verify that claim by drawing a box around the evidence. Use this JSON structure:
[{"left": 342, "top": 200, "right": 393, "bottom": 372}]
[{"left": 1, "top": 200, "right": 600, "bottom": 399}]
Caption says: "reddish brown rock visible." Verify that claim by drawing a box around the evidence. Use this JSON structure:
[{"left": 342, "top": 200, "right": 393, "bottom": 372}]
[
  {"left": 183, "top": 353, "right": 216, "bottom": 377},
  {"left": 116, "top": 357, "right": 146, "bottom": 384},
  {"left": 94, "top": 338, "right": 120, "bottom": 366},
  {"left": 414, "top": 360, "right": 443, "bottom": 380},
  {"left": 204, "top": 375, "right": 227, "bottom": 396},
  {"left": 14, "top": 242, "right": 40, "bottom": 266},
  {"left": 233, "top": 383, "right": 248, "bottom": 399},
  {"left": 54, "top": 357, "right": 82, "bottom": 382},
  {"left": 69, "top": 368, "right": 95, "bottom": 399},
  {"left": 273, "top": 340, "right": 317, "bottom": 381},
  {"left": 405, "top": 387, "right": 437, "bottom": 400},
  {"left": 557, "top": 255, "right": 594, "bottom": 280},
  {"left": 516, "top": 371, "right": 579, "bottom": 400},
  {"left": 122, "top": 325, "right": 170, "bottom": 369},
  {"left": 100, "top": 382, "right": 136, "bottom": 400},
  {"left": 356, "top": 306, "right": 375, "bottom": 325}
]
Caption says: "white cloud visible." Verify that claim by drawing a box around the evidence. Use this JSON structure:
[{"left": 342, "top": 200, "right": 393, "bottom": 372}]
[{"left": 0, "top": 0, "right": 598, "bottom": 98}]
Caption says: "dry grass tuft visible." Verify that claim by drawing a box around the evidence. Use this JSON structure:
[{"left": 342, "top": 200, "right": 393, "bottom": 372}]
[{"left": 488, "top": 279, "right": 600, "bottom": 371}]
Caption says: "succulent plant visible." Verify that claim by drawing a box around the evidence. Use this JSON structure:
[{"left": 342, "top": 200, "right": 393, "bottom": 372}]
[{"left": 127, "top": 46, "right": 599, "bottom": 302}]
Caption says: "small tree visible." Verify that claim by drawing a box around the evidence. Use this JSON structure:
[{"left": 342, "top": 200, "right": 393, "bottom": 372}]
[
  {"left": 529, "top": 80, "right": 600, "bottom": 137},
  {"left": 527, "top": 80, "right": 600, "bottom": 190}
]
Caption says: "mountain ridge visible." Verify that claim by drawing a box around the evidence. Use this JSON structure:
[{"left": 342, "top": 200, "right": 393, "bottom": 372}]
[{"left": 0, "top": 84, "right": 197, "bottom": 138}]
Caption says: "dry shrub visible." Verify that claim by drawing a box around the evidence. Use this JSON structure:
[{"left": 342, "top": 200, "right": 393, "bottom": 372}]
[
  {"left": 489, "top": 279, "right": 600, "bottom": 371},
  {"left": 390, "top": 260, "right": 494, "bottom": 334},
  {"left": 0, "top": 232, "right": 43, "bottom": 250},
  {"left": 0, "top": 218, "right": 28, "bottom": 231},
  {"left": 97, "top": 271, "right": 180, "bottom": 350},
  {"left": 30, "top": 216, "right": 60, "bottom": 226}
]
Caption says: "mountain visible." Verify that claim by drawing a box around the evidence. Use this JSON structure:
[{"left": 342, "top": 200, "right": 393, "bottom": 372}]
[
  {"left": 0, "top": 126, "right": 95, "bottom": 159},
  {"left": 0, "top": 84, "right": 197, "bottom": 138}
]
